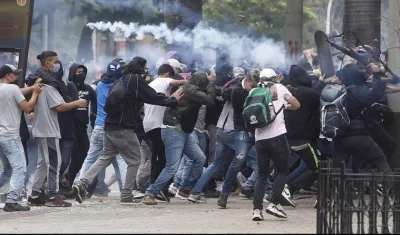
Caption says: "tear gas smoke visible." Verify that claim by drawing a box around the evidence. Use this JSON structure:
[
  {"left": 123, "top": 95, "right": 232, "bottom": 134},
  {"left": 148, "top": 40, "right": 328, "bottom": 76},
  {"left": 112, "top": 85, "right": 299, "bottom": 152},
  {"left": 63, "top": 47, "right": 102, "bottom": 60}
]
[{"left": 87, "top": 21, "right": 286, "bottom": 69}]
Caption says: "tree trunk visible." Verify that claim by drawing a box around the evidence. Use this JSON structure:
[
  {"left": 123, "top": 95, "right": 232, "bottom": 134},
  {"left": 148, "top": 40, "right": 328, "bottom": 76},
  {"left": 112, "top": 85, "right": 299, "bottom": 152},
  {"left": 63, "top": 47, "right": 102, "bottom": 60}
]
[
  {"left": 343, "top": 0, "right": 381, "bottom": 49},
  {"left": 164, "top": 0, "right": 202, "bottom": 30}
]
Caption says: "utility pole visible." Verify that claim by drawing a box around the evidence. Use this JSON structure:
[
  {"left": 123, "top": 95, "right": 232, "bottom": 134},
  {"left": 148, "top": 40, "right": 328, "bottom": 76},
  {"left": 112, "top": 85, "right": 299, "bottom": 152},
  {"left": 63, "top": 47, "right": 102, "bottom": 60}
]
[
  {"left": 284, "top": 0, "right": 303, "bottom": 66},
  {"left": 387, "top": 0, "right": 400, "bottom": 169}
]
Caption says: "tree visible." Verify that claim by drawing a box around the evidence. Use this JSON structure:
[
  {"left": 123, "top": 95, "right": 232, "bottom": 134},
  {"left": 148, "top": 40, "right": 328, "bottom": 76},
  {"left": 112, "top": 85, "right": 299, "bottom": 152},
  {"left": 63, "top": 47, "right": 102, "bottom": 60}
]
[
  {"left": 203, "top": 0, "right": 318, "bottom": 48},
  {"left": 164, "top": 0, "right": 203, "bottom": 30}
]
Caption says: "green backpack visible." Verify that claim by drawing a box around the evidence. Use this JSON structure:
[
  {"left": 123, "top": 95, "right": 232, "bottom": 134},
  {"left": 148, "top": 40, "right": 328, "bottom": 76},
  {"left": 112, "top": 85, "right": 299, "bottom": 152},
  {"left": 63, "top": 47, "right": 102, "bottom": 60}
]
[{"left": 242, "top": 83, "right": 284, "bottom": 130}]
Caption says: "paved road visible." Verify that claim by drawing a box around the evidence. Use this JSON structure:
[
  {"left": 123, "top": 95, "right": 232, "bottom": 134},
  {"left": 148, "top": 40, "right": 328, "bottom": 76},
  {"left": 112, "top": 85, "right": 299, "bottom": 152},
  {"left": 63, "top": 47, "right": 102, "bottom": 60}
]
[{"left": 0, "top": 195, "right": 317, "bottom": 234}]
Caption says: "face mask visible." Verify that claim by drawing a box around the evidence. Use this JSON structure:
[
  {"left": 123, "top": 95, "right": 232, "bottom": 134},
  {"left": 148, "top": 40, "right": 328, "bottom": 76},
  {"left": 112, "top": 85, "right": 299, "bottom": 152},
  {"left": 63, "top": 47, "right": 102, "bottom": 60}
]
[
  {"left": 74, "top": 73, "right": 86, "bottom": 84},
  {"left": 51, "top": 62, "right": 61, "bottom": 73}
]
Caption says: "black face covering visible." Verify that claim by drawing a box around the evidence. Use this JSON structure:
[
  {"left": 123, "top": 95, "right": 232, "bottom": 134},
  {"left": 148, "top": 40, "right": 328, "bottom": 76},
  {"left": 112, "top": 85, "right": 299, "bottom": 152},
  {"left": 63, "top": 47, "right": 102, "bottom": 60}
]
[{"left": 74, "top": 73, "right": 86, "bottom": 85}]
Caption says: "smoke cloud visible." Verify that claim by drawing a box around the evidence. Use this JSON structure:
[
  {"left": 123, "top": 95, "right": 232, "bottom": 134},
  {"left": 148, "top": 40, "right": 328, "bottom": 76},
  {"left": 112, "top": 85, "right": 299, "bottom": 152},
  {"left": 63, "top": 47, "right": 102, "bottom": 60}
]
[{"left": 87, "top": 21, "right": 286, "bottom": 69}]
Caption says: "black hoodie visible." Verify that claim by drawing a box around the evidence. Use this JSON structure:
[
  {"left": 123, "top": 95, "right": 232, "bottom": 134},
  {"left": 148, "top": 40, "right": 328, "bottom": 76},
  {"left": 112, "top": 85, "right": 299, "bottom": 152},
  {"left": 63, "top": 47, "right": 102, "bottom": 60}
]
[
  {"left": 68, "top": 63, "right": 97, "bottom": 129},
  {"left": 284, "top": 65, "right": 321, "bottom": 143},
  {"left": 55, "top": 62, "right": 79, "bottom": 140}
]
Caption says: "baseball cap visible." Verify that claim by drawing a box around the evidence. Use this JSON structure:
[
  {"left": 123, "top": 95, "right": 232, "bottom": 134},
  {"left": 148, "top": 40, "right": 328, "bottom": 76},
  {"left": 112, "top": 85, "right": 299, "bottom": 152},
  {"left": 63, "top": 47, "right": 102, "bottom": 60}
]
[
  {"left": 260, "top": 68, "right": 277, "bottom": 79},
  {"left": 0, "top": 64, "right": 23, "bottom": 78},
  {"left": 112, "top": 58, "right": 127, "bottom": 68},
  {"left": 106, "top": 61, "right": 123, "bottom": 77},
  {"left": 166, "top": 59, "right": 184, "bottom": 71}
]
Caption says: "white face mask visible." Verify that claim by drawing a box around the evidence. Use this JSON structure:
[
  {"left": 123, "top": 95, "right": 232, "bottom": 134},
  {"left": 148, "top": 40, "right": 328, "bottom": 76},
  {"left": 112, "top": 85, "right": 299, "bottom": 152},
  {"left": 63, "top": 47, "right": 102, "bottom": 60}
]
[{"left": 51, "top": 63, "right": 61, "bottom": 73}]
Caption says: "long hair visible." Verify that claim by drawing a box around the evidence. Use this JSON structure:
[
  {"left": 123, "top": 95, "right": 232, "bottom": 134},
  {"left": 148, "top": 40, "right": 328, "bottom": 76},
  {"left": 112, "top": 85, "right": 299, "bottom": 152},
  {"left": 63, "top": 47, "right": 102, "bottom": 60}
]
[{"left": 124, "top": 56, "right": 147, "bottom": 75}]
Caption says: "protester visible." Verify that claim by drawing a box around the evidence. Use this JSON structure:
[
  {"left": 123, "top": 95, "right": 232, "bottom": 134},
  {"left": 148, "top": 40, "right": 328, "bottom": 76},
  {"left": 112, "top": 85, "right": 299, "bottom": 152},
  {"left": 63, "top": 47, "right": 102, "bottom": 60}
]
[{"left": 0, "top": 64, "right": 42, "bottom": 212}]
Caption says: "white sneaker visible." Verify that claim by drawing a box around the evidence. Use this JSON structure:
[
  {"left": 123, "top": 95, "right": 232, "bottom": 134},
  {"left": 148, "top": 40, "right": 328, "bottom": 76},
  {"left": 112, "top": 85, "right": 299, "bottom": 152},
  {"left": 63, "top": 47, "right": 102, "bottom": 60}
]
[
  {"left": 133, "top": 190, "right": 145, "bottom": 199},
  {"left": 168, "top": 184, "right": 178, "bottom": 195},
  {"left": 282, "top": 184, "right": 296, "bottom": 208},
  {"left": 215, "top": 181, "right": 223, "bottom": 193},
  {"left": 263, "top": 194, "right": 270, "bottom": 203},
  {"left": 252, "top": 209, "right": 264, "bottom": 221},
  {"left": 236, "top": 172, "right": 247, "bottom": 187},
  {"left": 266, "top": 203, "right": 287, "bottom": 219}
]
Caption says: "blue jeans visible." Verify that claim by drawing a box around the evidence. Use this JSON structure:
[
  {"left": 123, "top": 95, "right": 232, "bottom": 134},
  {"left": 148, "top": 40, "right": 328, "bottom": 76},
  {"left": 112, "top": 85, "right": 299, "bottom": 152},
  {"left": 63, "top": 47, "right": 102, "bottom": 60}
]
[
  {"left": 146, "top": 127, "right": 206, "bottom": 196},
  {"left": 78, "top": 126, "right": 127, "bottom": 191},
  {"left": 173, "top": 130, "right": 207, "bottom": 189},
  {"left": 0, "top": 135, "right": 27, "bottom": 203},
  {"left": 221, "top": 131, "right": 255, "bottom": 196},
  {"left": 25, "top": 136, "right": 38, "bottom": 187},
  {"left": 191, "top": 128, "right": 236, "bottom": 195},
  {"left": 286, "top": 159, "right": 307, "bottom": 184}
]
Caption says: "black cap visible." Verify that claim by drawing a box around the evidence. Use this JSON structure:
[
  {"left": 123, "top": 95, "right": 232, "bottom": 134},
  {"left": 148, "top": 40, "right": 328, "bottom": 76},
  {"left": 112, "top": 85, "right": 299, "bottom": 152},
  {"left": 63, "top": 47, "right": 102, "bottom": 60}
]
[{"left": 0, "top": 64, "right": 23, "bottom": 78}]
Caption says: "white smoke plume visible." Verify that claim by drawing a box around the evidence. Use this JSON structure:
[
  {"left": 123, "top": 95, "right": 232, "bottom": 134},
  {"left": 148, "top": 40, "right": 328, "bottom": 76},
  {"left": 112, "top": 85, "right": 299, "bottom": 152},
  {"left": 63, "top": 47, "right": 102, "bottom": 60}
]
[{"left": 87, "top": 21, "right": 286, "bottom": 68}]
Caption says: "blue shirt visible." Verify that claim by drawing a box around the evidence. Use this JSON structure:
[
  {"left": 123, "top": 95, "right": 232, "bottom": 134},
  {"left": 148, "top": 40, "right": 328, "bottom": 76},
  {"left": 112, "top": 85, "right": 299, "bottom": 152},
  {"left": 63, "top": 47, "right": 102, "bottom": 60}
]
[{"left": 94, "top": 81, "right": 113, "bottom": 126}]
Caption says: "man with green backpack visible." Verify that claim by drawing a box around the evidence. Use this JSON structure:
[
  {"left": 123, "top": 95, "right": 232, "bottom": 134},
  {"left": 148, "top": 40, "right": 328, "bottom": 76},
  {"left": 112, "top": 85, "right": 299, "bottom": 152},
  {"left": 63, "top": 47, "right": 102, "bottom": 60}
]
[{"left": 243, "top": 68, "right": 300, "bottom": 221}]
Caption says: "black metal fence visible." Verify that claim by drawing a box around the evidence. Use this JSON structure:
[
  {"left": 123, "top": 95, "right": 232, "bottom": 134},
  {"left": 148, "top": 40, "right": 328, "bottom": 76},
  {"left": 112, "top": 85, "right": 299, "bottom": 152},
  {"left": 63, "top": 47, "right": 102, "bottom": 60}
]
[{"left": 317, "top": 160, "right": 400, "bottom": 234}]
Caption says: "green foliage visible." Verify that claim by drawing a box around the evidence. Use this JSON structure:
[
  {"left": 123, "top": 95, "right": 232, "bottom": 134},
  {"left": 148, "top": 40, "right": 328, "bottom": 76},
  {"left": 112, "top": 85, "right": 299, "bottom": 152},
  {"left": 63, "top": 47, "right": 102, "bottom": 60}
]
[{"left": 203, "top": 0, "right": 318, "bottom": 48}]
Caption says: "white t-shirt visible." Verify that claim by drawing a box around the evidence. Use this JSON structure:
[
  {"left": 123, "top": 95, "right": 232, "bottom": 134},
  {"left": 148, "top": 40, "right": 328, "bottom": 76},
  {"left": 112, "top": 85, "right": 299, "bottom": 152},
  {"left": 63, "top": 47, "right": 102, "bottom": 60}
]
[
  {"left": 0, "top": 83, "right": 25, "bottom": 136},
  {"left": 143, "top": 77, "right": 173, "bottom": 133},
  {"left": 255, "top": 84, "right": 293, "bottom": 141}
]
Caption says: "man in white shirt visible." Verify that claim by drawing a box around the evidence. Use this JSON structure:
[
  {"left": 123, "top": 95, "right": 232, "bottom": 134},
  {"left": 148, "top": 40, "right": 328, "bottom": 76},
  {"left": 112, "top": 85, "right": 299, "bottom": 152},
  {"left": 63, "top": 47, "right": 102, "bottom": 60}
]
[
  {"left": 143, "top": 63, "right": 186, "bottom": 199},
  {"left": 0, "top": 64, "right": 42, "bottom": 212},
  {"left": 245, "top": 68, "right": 300, "bottom": 221}
]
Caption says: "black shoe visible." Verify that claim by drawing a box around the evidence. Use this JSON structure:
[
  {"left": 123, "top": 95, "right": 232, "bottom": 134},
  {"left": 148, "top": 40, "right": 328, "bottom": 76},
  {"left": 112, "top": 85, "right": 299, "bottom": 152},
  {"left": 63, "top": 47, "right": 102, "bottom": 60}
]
[
  {"left": 73, "top": 182, "right": 86, "bottom": 204},
  {"left": 28, "top": 195, "right": 47, "bottom": 206},
  {"left": 3, "top": 203, "right": 30, "bottom": 212},
  {"left": 45, "top": 197, "right": 72, "bottom": 207},
  {"left": 217, "top": 194, "right": 228, "bottom": 209},
  {"left": 203, "top": 190, "right": 220, "bottom": 198},
  {"left": 156, "top": 190, "right": 170, "bottom": 203},
  {"left": 120, "top": 197, "right": 141, "bottom": 204},
  {"left": 176, "top": 188, "right": 190, "bottom": 200},
  {"left": 239, "top": 188, "right": 254, "bottom": 199}
]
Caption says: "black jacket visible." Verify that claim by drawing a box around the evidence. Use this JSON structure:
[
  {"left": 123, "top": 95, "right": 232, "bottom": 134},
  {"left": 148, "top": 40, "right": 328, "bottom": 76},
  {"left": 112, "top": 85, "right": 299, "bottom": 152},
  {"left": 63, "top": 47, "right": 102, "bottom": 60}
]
[
  {"left": 340, "top": 66, "right": 387, "bottom": 136},
  {"left": 163, "top": 72, "right": 216, "bottom": 133},
  {"left": 68, "top": 63, "right": 97, "bottom": 129},
  {"left": 58, "top": 81, "right": 79, "bottom": 139},
  {"left": 221, "top": 76, "right": 248, "bottom": 132},
  {"left": 285, "top": 65, "right": 321, "bottom": 142},
  {"left": 105, "top": 74, "right": 178, "bottom": 131}
]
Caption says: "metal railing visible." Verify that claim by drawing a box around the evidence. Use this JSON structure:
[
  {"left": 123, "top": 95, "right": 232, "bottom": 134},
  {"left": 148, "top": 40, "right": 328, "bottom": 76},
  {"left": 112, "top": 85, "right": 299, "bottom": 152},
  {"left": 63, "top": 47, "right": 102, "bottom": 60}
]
[{"left": 317, "top": 160, "right": 400, "bottom": 234}]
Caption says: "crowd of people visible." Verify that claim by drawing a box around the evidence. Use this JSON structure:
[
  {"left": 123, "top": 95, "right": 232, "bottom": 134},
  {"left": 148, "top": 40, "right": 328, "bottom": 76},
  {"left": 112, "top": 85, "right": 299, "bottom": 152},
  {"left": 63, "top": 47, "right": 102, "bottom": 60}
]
[{"left": 0, "top": 47, "right": 397, "bottom": 221}]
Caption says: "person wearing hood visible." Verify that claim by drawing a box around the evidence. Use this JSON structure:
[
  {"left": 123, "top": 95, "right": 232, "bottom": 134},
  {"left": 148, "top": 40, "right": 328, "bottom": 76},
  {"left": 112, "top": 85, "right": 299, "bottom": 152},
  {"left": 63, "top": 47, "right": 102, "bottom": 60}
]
[
  {"left": 333, "top": 64, "right": 391, "bottom": 173},
  {"left": 67, "top": 63, "right": 97, "bottom": 189},
  {"left": 27, "top": 51, "right": 88, "bottom": 207},
  {"left": 75, "top": 61, "right": 129, "bottom": 199},
  {"left": 143, "top": 71, "right": 216, "bottom": 205},
  {"left": 283, "top": 65, "right": 321, "bottom": 197}
]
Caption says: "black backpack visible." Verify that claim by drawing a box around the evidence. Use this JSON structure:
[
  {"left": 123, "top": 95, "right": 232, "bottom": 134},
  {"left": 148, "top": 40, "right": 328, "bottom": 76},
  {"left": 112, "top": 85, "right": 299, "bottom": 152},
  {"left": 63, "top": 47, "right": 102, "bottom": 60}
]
[
  {"left": 320, "top": 84, "right": 354, "bottom": 138},
  {"left": 104, "top": 75, "right": 135, "bottom": 116}
]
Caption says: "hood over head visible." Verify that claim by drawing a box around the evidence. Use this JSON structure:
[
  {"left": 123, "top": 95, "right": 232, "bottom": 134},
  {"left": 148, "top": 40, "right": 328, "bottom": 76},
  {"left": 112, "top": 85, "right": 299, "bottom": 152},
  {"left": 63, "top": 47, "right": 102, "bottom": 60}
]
[
  {"left": 287, "top": 64, "right": 312, "bottom": 87},
  {"left": 188, "top": 72, "right": 209, "bottom": 91},
  {"left": 339, "top": 64, "right": 366, "bottom": 86},
  {"left": 68, "top": 63, "right": 88, "bottom": 83}
]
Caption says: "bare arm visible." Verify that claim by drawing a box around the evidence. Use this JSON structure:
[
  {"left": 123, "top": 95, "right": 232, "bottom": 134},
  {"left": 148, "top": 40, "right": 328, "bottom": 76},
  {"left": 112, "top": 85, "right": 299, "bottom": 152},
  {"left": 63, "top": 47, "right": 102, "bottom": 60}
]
[
  {"left": 55, "top": 99, "right": 87, "bottom": 112},
  {"left": 285, "top": 96, "right": 301, "bottom": 110},
  {"left": 19, "top": 92, "right": 39, "bottom": 113},
  {"left": 169, "top": 79, "right": 186, "bottom": 87},
  {"left": 20, "top": 85, "right": 33, "bottom": 96}
]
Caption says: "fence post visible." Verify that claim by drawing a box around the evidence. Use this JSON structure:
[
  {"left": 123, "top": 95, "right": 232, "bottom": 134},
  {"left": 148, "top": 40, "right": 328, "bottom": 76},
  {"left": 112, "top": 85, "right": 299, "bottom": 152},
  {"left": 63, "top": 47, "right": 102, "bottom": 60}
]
[{"left": 340, "top": 161, "right": 346, "bottom": 233}]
